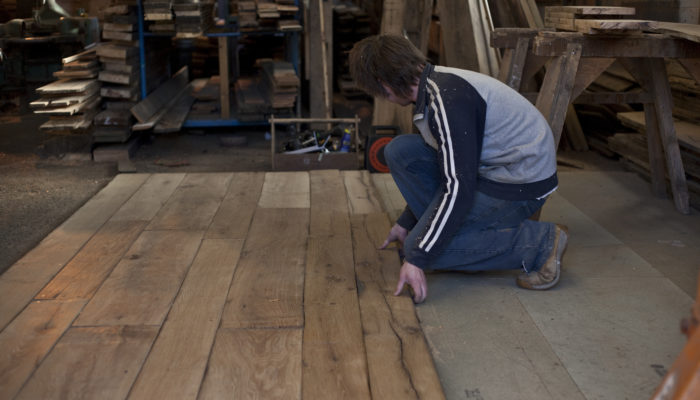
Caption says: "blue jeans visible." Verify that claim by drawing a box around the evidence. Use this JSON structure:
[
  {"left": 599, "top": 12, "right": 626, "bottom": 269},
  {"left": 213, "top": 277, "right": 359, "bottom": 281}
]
[{"left": 384, "top": 134, "right": 555, "bottom": 273}]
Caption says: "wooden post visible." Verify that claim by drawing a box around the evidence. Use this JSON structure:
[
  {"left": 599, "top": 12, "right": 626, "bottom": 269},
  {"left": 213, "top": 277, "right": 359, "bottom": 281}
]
[{"left": 218, "top": 36, "right": 230, "bottom": 120}]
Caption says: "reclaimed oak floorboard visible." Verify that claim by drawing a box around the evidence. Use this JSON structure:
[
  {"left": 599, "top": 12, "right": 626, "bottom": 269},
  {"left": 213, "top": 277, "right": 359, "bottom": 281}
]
[
  {"left": 0, "top": 174, "right": 149, "bottom": 331},
  {"left": 110, "top": 173, "right": 185, "bottom": 222},
  {"left": 206, "top": 172, "right": 265, "bottom": 239},
  {"left": 14, "top": 326, "right": 158, "bottom": 400},
  {"left": 258, "top": 171, "right": 310, "bottom": 208},
  {"left": 303, "top": 170, "right": 371, "bottom": 399}
]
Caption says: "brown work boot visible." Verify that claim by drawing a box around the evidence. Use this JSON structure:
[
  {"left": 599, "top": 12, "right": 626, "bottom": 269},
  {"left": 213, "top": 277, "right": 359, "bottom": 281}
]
[{"left": 516, "top": 224, "right": 569, "bottom": 290}]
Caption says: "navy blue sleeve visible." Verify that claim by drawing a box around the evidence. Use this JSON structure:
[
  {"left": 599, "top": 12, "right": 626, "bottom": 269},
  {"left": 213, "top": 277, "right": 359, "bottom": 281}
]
[{"left": 403, "top": 74, "right": 487, "bottom": 269}]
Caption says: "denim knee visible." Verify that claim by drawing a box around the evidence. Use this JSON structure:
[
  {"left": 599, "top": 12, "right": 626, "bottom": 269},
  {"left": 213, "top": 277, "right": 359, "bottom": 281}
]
[{"left": 385, "top": 134, "right": 426, "bottom": 170}]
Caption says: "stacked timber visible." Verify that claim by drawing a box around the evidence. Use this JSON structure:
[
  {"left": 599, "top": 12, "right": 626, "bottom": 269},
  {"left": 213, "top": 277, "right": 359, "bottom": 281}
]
[
  {"left": 333, "top": 2, "right": 370, "bottom": 98},
  {"left": 173, "top": 0, "right": 215, "bottom": 38},
  {"left": 544, "top": 6, "right": 658, "bottom": 33},
  {"left": 234, "top": 77, "right": 268, "bottom": 121},
  {"left": 236, "top": 1, "right": 259, "bottom": 30},
  {"left": 232, "top": 0, "right": 299, "bottom": 31},
  {"left": 144, "top": 0, "right": 175, "bottom": 32},
  {"left": 610, "top": 112, "right": 700, "bottom": 209},
  {"left": 259, "top": 59, "right": 299, "bottom": 111},
  {"left": 667, "top": 59, "right": 700, "bottom": 125},
  {"left": 31, "top": 49, "right": 101, "bottom": 135},
  {"left": 96, "top": 3, "right": 140, "bottom": 143}
]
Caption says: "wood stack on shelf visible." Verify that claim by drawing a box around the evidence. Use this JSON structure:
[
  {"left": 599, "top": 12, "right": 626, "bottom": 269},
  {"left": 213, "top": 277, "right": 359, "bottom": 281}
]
[
  {"left": 667, "top": 59, "right": 700, "bottom": 125},
  {"left": 0, "top": 0, "right": 16, "bottom": 21},
  {"left": 95, "top": 2, "right": 140, "bottom": 144},
  {"left": 173, "top": 0, "right": 215, "bottom": 38},
  {"left": 31, "top": 49, "right": 101, "bottom": 135},
  {"left": 544, "top": 6, "right": 659, "bottom": 33},
  {"left": 144, "top": 0, "right": 175, "bottom": 33},
  {"left": 234, "top": 77, "right": 268, "bottom": 121},
  {"left": 236, "top": 1, "right": 259, "bottom": 30},
  {"left": 232, "top": 0, "right": 299, "bottom": 31},
  {"left": 259, "top": 59, "right": 299, "bottom": 111},
  {"left": 333, "top": 2, "right": 370, "bottom": 98}
]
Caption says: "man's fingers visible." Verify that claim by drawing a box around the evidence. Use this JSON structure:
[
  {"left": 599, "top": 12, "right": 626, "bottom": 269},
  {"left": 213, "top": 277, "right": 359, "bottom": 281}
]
[{"left": 379, "top": 238, "right": 390, "bottom": 249}]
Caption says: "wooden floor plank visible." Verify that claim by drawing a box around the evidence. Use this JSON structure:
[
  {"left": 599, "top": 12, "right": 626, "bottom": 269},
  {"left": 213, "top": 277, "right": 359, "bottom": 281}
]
[
  {"left": 198, "top": 328, "right": 302, "bottom": 400},
  {"left": 128, "top": 239, "right": 244, "bottom": 400},
  {"left": 35, "top": 220, "right": 147, "bottom": 300},
  {"left": 110, "top": 173, "right": 185, "bottom": 221},
  {"left": 0, "top": 174, "right": 149, "bottom": 331},
  {"left": 351, "top": 213, "right": 446, "bottom": 400},
  {"left": 370, "top": 173, "right": 406, "bottom": 222},
  {"left": 14, "top": 326, "right": 158, "bottom": 400},
  {"left": 342, "top": 170, "right": 384, "bottom": 214},
  {"left": 74, "top": 230, "right": 203, "bottom": 326},
  {"left": 221, "top": 208, "right": 308, "bottom": 329},
  {"left": 0, "top": 300, "right": 86, "bottom": 400},
  {"left": 257, "top": 171, "right": 310, "bottom": 208},
  {"left": 206, "top": 172, "right": 265, "bottom": 239},
  {"left": 303, "top": 170, "right": 371, "bottom": 399},
  {"left": 147, "top": 173, "right": 232, "bottom": 231}
]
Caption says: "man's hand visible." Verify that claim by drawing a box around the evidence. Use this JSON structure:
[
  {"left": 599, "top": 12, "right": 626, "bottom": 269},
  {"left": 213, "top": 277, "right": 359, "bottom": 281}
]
[
  {"left": 394, "top": 261, "right": 427, "bottom": 304},
  {"left": 380, "top": 223, "right": 408, "bottom": 249}
]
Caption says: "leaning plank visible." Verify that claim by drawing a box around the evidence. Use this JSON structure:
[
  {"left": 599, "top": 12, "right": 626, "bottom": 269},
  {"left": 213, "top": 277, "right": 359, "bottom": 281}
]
[
  {"left": 0, "top": 300, "right": 86, "bottom": 400},
  {"left": 147, "top": 173, "right": 232, "bottom": 231},
  {"left": 221, "top": 208, "right": 309, "bottom": 329},
  {"left": 128, "top": 239, "right": 244, "bottom": 400},
  {"left": 198, "top": 328, "right": 302, "bottom": 400},
  {"left": 130, "top": 65, "right": 188, "bottom": 123},
  {"left": 14, "top": 326, "right": 157, "bottom": 400},
  {"left": 62, "top": 44, "right": 98, "bottom": 64},
  {"left": 73, "top": 230, "right": 203, "bottom": 326},
  {"left": 303, "top": 170, "right": 371, "bottom": 399},
  {"left": 110, "top": 173, "right": 186, "bottom": 222},
  {"left": 153, "top": 81, "right": 197, "bottom": 133},
  {"left": 206, "top": 172, "right": 265, "bottom": 239},
  {"left": 351, "top": 213, "right": 446, "bottom": 399},
  {"left": 0, "top": 174, "right": 149, "bottom": 331},
  {"left": 257, "top": 171, "right": 310, "bottom": 208},
  {"left": 35, "top": 220, "right": 147, "bottom": 300},
  {"left": 342, "top": 170, "right": 384, "bottom": 214}
]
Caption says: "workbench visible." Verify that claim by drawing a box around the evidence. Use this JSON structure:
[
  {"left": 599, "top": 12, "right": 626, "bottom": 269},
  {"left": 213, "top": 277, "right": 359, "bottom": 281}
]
[{"left": 492, "top": 27, "right": 700, "bottom": 214}]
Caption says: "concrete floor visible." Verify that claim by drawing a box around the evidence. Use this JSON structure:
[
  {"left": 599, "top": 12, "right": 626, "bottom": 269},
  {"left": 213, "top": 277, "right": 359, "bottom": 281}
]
[{"left": 1, "top": 112, "right": 699, "bottom": 399}]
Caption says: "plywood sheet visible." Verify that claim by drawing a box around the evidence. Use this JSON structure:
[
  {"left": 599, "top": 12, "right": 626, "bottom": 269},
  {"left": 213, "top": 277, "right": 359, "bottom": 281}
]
[
  {"left": 147, "top": 173, "right": 232, "bottom": 231},
  {"left": 198, "top": 328, "right": 302, "bottom": 400},
  {"left": 257, "top": 171, "right": 310, "bottom": 208},
  {"left": 222, "top": 208, "right": 308, "bottom": 329},
  {"left": 128, "top": 239, "right": 244, "bottom": 400},
  {"left": 36, "top": 220, "right": 147, "bottom": 300},
  {"left": 0, "top": 300, "right": 86, "bottom": 399},
  {"left": 0, "top": 174, "right": 149, "bottom": 331},
  {"left": 74, "top": 230, "right": 203, "bottom": 326},
  {"left": 206, "top": 172, "right": 264, "bottom": 239},
  {"left": 14, "top": 326, "right": 158, "bottom": 400}
]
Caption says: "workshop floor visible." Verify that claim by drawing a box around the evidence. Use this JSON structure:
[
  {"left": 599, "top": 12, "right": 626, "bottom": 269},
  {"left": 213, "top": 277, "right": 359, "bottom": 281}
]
[{"left": 1, "top": 114, "right": 699, "bottom": 399}]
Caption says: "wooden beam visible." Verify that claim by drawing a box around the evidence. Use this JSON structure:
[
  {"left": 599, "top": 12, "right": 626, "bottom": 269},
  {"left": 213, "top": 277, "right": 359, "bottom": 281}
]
[{"left": 533, "top": 32, "right": 700, "bottom": 59}]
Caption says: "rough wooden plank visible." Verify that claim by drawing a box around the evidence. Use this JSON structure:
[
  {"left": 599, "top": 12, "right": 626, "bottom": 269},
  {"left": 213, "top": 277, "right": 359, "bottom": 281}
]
[
  {"left": 371, "top": 173, "right": 406, "bottom": 223},
  {"left": 36, "top": 79, "right": 99, "bottom": 94},
  {"left": 302, "top": 170, "right": 371, "bottom": 399},
  {"left": 257, "top": 171, "right": 310, "bottom": 208},
  {"left": 438, "top": 0, "right": 480, "bottom": 72},
  {"left": 575, "top": 19, "right": 659, "bottom": 34},
  {"left": 13, "top": 326, "right": 157, "bottom": 400},
  {"left": 544, "top": 6, "right": 636, "bottom": 16},
  {"left": 217, "top": 37, "right": 230, "bottom": 119},
  {"left": 341, "top": 170, "right": 384, "bottom": 214},
  {"left": 0, "top": 174, "right": 149, "bottom": 331},
  {"left": 35, "top": 220, "right": 146, "bottom": 300},
  {"left": 128, "top": 239, "right": 244, "bottom": 400},
  {"left": 147, "top": 173, "right": 232, "bottom": 231},
  {"left": 221, "top": 208, "right": 308, "bottom": 329},
  {"left": 206, "top": 172, "right": 264, "bottom": 239},
  {"left": 153, "top": 81, "right": 197, "bottom": 133},
  {"left": 618, "top": 111, "right": 700, "bottom": 154},
  {"left": 0, "top": 300, "right": 86, "bottom": 400},
  {"left": 351, "top": 213, "right": 445, "bottom": 399},
  {"left": 130, "top": 65, "right": 188, "bottom": 123},
  {"left": 73, "top": 230, "right": 203, "bottom": 326},
  {"left": 655, "top": 22, "right": 700, "bottom": 44},
  {"left": 199, "top": 328, "right": 302, "bottom": 400}
]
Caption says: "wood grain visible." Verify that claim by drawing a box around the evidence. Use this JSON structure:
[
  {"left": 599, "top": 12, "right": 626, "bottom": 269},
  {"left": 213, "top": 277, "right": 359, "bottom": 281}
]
[
  {"left": 257, "top": 171, "right": 310, "bottom": 208},
  {"left": 128, "top": 239, "right": 244, "bottom": 400},
  {"left": 351, "top": 213, "right": 446, "bottom": 400},
  {"left": 0, "top": 174, "right": 149, "bottom": 331},
  {"left": 0, "top": 300, "right": 86, "bottom": 400},
  {"left": 74, "top": 230, "right": 203, "bottom": 326},
  {"left": 110, "top": 173, "right": 185, "bottom": 221},
  {"left": 206, "top": 172, "right": 264, "bottom": 239},
  {"left": 14, "top": 326, "right": 157, "bottom": 400},
  {"left": 147, "top": 173, "right": 232, "bottom": 231},
  {"left": 36, "top": 220, "right": 146, "bottom": 300},
  {"left": 222, "top": 208, "right": 308, "bottom": 329},
  {"left": 341, "top": 170, "right": 384, "bottom": 214},
  {"left": 198, "top": 328, "right": 302, "bottom": 400}
]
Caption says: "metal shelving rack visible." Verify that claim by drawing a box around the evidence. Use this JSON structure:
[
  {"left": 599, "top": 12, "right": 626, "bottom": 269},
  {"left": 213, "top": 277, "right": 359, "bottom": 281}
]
[{"left": 135, "top": 0, "right": 302, "bottom": 128}]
